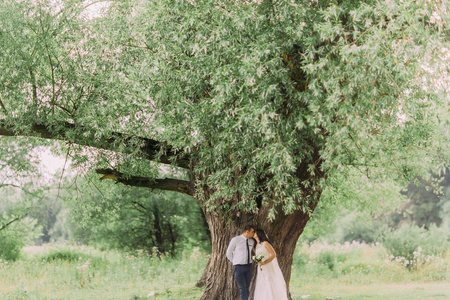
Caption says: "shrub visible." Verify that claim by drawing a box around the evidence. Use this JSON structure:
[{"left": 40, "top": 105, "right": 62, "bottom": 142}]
[
  {"left": 384, "top": 224, "right": 450, "bottom": 270},
  {"left": 41, "top": 249, "right": 104, "bottom": 267},
  {"left": 44, "top": 249, "right": 83, "bottom": 262},
  {"left": 315, "top": 250, "right": 348, "bottom": 271},
  {"left": 0, "top": 216, "right": 41, "bottom": 261},
  {"left": 330, "top": 213, "right": 389, "bottom": 244},
  {"left": 292, "top": 253, "right": 308, "bottom": 270},
  {"left": 316, "top": 250, "right": 336, "bottom": 271},
  {"left": 0, "top": 233, "right": 23, "bottom": 261}
]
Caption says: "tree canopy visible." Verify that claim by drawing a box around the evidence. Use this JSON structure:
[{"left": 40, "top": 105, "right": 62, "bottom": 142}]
[{"left": 1, "top": 0, "right": 448, "bottom": 220}]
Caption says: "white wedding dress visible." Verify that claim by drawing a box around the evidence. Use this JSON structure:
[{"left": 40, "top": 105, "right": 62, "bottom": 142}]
[{"left": 253, "top": 242, "right": 289, "bottom": 300}]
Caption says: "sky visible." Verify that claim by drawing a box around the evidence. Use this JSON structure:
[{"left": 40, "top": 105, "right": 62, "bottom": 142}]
[{"left": 38, "top": 148, "right": 71, "bottom": 178}]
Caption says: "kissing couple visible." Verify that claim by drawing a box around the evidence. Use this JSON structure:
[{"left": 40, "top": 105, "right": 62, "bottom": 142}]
[{"left": 226, "top": 225, "right": 289, "bottom": 300}]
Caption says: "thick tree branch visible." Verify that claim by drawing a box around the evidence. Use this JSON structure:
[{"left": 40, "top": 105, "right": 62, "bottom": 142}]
[
  {"left": 0, "top": 98, "right": 7, "bottom": 114},
  {"left": 0, "top": 119, "right": 190, "bottom": 169},
  {"left": 96, "top": 168, "right": 194, "bottom": 196},
  {"left": 0, "top": 214, "right": 29, "bottom": 232}
]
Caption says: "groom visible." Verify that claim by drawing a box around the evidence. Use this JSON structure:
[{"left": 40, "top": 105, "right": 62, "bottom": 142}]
[{"left": 226, "top": 225, "right": 256, "bottom": 300}]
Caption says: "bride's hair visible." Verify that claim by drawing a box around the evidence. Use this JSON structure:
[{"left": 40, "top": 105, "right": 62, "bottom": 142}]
[{"left": 256, "top": 229, "right": 271, "bottom": 244}]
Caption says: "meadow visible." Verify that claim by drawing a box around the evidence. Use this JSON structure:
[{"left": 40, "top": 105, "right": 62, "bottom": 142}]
[{"left": 0, "top": 242, "right": 448, "bottom": 300}]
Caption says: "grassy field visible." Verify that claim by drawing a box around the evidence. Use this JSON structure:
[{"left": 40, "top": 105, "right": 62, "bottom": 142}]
[
  {"left": 291, "top": 242, "right": 450, "bottom": 299},
  {"left": 0, "top": 242, "right": 448, "bottom": 299}
]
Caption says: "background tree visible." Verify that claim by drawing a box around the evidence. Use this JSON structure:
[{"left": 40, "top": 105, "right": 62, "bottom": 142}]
[
  {"left": 64, "top": 173, "right": 210, "bottom": 257},
  {"left": 298, "top": 166, "right": 410, "bottom": 243},
  {"left": 0, "top": 0, "right": 448, "bottom": 298},
  {"left": 387, "top": 168, "right": 450, "bottom": 228},
  {"left": 0, "top": 137, "right": 54, "bottom": 260}
]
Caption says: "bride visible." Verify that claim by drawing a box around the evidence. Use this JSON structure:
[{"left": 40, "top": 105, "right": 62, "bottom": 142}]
[{"left": 253, "top": 229, "right": 289, "bottom": 300}]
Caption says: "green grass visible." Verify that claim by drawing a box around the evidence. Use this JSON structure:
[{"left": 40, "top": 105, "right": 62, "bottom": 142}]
[
  {"left": 0, "top": 245, "right": 205, "bottom": 299},
  {"left": 290, "top": 241, "right": 450, "bottom": 299},
  {"left": 0, "top": 242, "right": 448, "bottom": 299}
]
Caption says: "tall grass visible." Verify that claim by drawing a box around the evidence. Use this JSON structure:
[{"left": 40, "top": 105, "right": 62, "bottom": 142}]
[
  {"left": 290, "top": 241, "right": 450, "bottom": 299},
  {"left": 0, "top": 242, "right": 448, "bottom": 299},
  {"left": 0, "top": 244, "right": 206, "bottom": 299}
]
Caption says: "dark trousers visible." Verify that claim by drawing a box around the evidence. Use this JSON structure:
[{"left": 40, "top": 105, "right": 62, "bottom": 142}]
[{"left": 234, "top": 264, "right": 253, "bottom": 300}]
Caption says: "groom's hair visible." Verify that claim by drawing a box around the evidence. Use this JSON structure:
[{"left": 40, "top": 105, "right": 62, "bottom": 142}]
[{"left": 243, "top": 225, "right": 255, "bottom": 232}]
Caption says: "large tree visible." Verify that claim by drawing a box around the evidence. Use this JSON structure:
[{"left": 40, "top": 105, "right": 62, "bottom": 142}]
[{"left": 0, "top": 0, "right": 448, "bottom": 298}]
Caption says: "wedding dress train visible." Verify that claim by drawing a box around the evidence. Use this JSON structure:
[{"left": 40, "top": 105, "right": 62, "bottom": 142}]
[{"left": 253, "top": 243, "right": 289, "bottom": 300}]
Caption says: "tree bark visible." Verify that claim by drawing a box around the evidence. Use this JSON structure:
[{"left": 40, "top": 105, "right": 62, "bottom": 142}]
[
  {"left": 96, "top": 168, "right": 194, "bottom": 195},
  {"left": 0, "top": 119, "right": 190, "bottom": 168},
  {"left": 199, "top": 210, "right": 245, "bottom": 300}
]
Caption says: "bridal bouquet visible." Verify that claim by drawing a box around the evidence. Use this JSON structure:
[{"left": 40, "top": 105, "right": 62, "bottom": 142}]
[{"left": 252, "top": 254, "right": 265, "bottom": 271}]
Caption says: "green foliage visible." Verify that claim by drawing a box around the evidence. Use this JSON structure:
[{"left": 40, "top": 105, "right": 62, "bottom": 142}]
[
  {"left": 301, "top": 168, "right": 450, "bottom": 245},
  {"left": 384, "top": 224, "right": 450, "bottom": 270},
  {"left": 0, "top": 216, "right": 41, "bottom": 261},
  {"left": 0, "top": 137, "right": 42, "bottom": 176},
  {"left": 386, "top": 168, "right": 450, "bottom": 229},
  {"left": 0, "top": 243, "right": 448, "bottom": 299},
  {"left": 65, "top": 174, "right": 210, "bottom": 256},
  {"left": 48, "top": 206, "right": 76, "bottom": 243},
  {"left": 41, "top": 249, "right": 104, "bottom": 268},
  {"left": 384, "top": 227, "right": 421, "bottom": 270},
  {"left": 440, "top": 188, "right": 450, "bottom": 230},
  {"left": 331, "top": 214, "right": 385, "bottom": 244},
  {"left": 299, "top": 170, "right": 406, "bottom": 243},
  {"left": 0, "top": 0, "right": 447, "bottom": 221},
  {"left": 2, "top": 288, "right": 29, "bottom": 300},
  {"left": 0, "top": 233, "right": 22, "bottom": 261},
  {"left": 340, "top": 221, "right": 378, "bottom": 244},
  {"left": 292, "top": 240, "right": 449, "bottom": 290},
  {"left": 0, "top": 136, "right": 73, "bottom": 250},
  {"left": 1, "top": 137, "right": 209, "bottom": 257},
  {"left": 0, "top": 245, "right": 207, "bottom": 299},
  {"left": 121, "top": 0, "right": 447, "bottom": 216},
  {"left": 316, "top": 250, "right": 349, "bottom": 271},
  {"left": 0, "top": 182, "right": 69, "bottom": 250}
]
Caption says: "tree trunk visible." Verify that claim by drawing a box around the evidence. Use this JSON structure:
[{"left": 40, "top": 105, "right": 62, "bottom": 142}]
[
  {"left": 199, "top": 202, "right": 318, "bottom": 300},
  {"left": 199, "top": 210, "right": 246, "bottom": 300}
]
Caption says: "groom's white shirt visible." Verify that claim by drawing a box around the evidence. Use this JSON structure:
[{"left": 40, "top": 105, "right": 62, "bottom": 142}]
[{"left": 226, "top": 234, "right": 255, "bottom": 265}]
